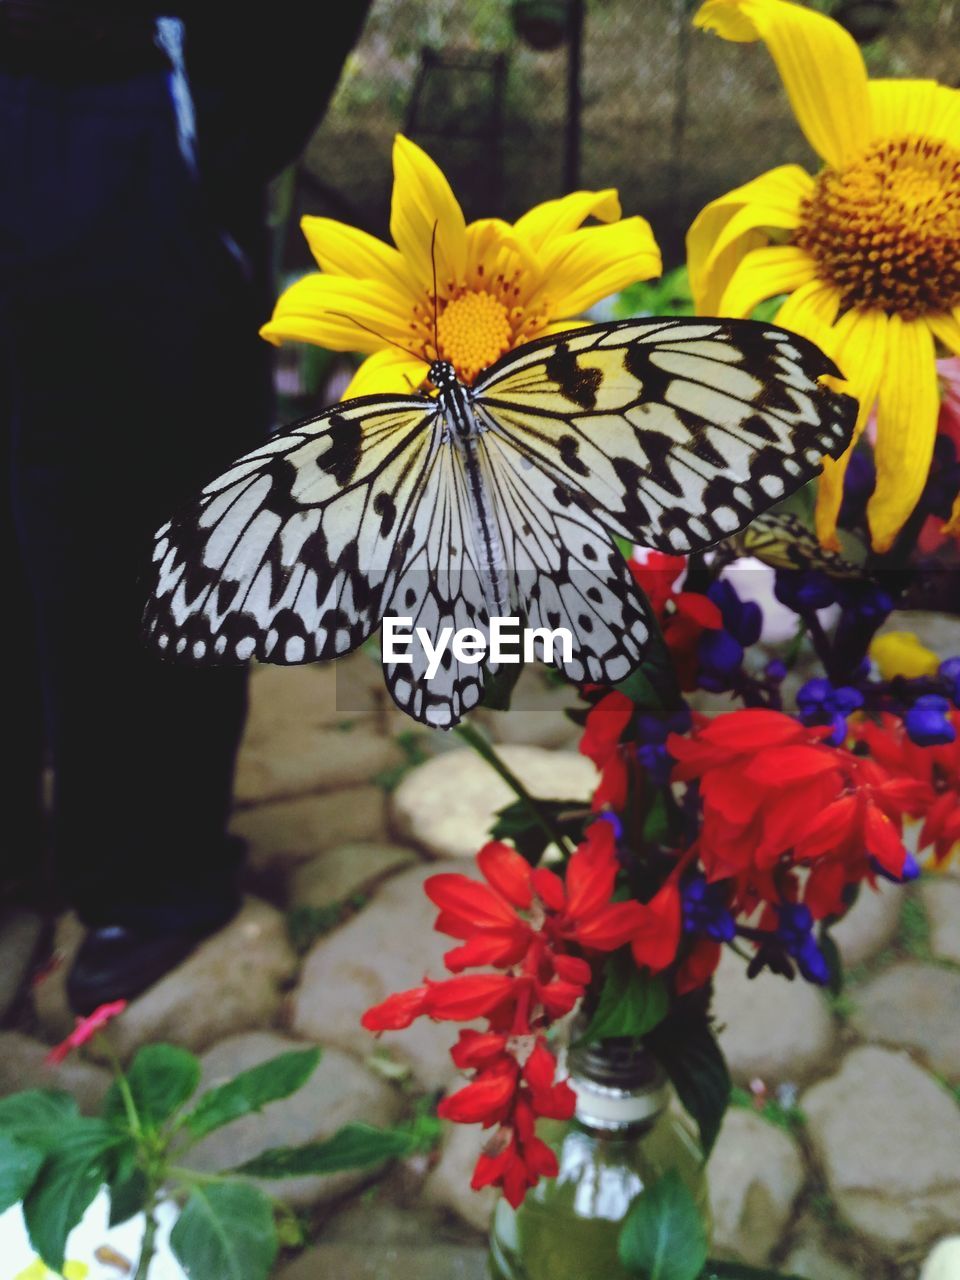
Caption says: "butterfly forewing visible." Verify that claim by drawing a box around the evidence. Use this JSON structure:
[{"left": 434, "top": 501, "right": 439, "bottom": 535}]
[
  {"left": 144, "top": 396, "right": 440, "bottom": 664},
  {"left": 474, "top": 318, "right": 856, "bottom": 554}
]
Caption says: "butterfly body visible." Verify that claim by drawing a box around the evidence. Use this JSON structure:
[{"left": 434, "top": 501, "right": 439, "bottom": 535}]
[{"left": 144, "top": 318, "right": 857, "bottom": 727}]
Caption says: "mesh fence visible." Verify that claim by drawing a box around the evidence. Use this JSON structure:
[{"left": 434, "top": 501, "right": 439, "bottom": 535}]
[{"left": 287, "top": 0, "right": 960, "bottom": 273}]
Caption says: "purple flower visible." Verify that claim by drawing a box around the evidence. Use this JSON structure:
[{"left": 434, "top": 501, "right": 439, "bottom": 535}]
[
  {"left": 871, "top": 851, "right": 921, "bottom": 883},
  {"left": 774, "top": 569, "right": 838, "bottom": 613},
  {"left": 774, "top": 903, "right": 830, "bottom": 985},
  {"left": 682, "top": 875, "right": 736, "bottom": 942},
  {"left": 904, "top": 695, "right": 957, "bottom": 747},
  {"left": 940, "top": 657, "right": 960, "bottom": 708},
  {"left": 797, "top": 677, "right": 864, "bottom": 745}
]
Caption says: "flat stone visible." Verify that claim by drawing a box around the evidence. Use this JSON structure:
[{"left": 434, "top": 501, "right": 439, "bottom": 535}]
[
  {"left": 34, "top": 899, "right": 298, "bottom": 1059},
  {"left": 291, "top": 860, "right": 476, "bottom": 1089},
  {"left": 922, "top": 1237, "right": 960, "bottom": 1280},
  {"left": 781, "top": 1217, "right": 861, "bottom": 1280},
  {"left": 707, "top": 1107, "right": 805, "bottom": 1266},
  {"left": 182, "top": 1031, "right": 401, "bottom": 1208},
  {"left": 231, "top": 786, "right": 389, "bottom": 873},
  {"left": 0, "top": 1030, "right": 110, "bottom": 1114},
  {"left": 887, "top": 611, "right": 960, "bottom": 661},
  {"left": 920, "top": 878, "right": 960, "bottom": 965},
  {"left": 244, "top": 657, "right": 379, "bottom": 739},
  {"left": 287, "top": 842, "right": 420, "bottom": 909},
  {"left": 235, "top": 726, "right": 402, "bottom": 806},
  {"left": 275, "top": 1243, "right": 489, "bottom": 1280},
  {"left": 712, "top": 946, "right": 837, "bottom": 1085},
  {"left": 803, "top": 1046, "right": 960, "bottom": 1254},
  {"left": 391, "top": 745, "right": 597, "bottom": 859},
  {"left": 0, "top": 909, "right": 43, "bottom": 1020},
  {"left": 424, "top": 1119, "right": 496, "bottom": 1232},
  {"left": 850, "top": 962, "right": 960, "bottom": 1080},
  {"left": 474, "top": 668, "right": 583, "bottom": 750},
  {"left": 831, "top": 879, "right": 904, "bottom": 969}
]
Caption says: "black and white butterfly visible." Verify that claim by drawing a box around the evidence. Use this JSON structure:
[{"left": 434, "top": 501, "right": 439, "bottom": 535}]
[{"left": 144, "top": 318, "right": 857, "bottom": 727}]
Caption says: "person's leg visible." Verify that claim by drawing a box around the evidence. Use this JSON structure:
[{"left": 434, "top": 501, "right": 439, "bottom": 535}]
[{"left": 6, "top": 69, "right": 271, "bottom": 1001}]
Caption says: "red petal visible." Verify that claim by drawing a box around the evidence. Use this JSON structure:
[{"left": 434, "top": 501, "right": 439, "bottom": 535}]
[
  {"left": 443, "top": 930, "right": 531, "bottom": 973},
  {"left": 573, "top": 899, "right": 647, "bottom": 951},
  {"left": 425, "top": 874, "right": 520, "bottom": 931},
  {"left": 450, "top": 1029, "right": 510, "bottom": 1070},
  {"left": 426, "top": 974, "right": 517, "bottom": 1021},
  {"left": 580, "top": 691, "right": 634, "bottom": 766},
  {"left": 477, "top": 842, "right": 534, "bottom": 909},
  {"left": 865, "top": 801, "right": 906, "bottom": 876},
  {"left": 565, "top": 846, "right": 618, "bottom": 921},
  {"left": 744, "top": 745, "right": 841, "bottom": 786},
  {"left": 522, "top": 1038, "right": 557, "bottom": 1092},
  {"left": 630, "top": 882, "right": 681, "bottom": 971},
  {"left": 552, "top": 953, "right": 593, "bottom": 985},
  {"left": 675, "top": 939, "right": 721, "bottom": 996},
  {"left": 673, "top": 592, "right": 722, "bottom": 628},
  {"left": 700, "top": 709, "right": 809, "bottom": 751},
  {"left": 533, "top": 867, "right": 566, "bottom": 912},
  {"left": 591, "top": 752, "right": 629, "bottom": 811},
  {"left": 361, "top": 987, "right": 430, "bottom": 1031},
  {"left": 438, "top": 1066, "right": 518, "bottom": 1124}
]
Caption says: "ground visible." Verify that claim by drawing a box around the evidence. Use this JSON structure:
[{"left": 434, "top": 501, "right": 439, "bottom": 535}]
[{"left": 2, "top": 612, "right": 960, "bottom": 1278}]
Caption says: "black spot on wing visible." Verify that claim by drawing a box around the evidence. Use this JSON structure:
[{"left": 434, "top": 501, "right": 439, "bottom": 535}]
[
  {"left": 558, "top": 435, "right": 590, "bottom": 477},
  {"left": 374, "top": 490, "right": 397, "bottom": 536},
  {"left": 543, "top": 343, "right": 602, "bottom": 409},
  {"left": 316, "top": 414, "right": 363, "bottom": 486}
]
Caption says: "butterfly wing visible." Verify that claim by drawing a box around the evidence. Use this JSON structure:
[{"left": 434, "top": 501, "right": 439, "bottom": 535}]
[
  {"left": 143, "top": 396, "right": 440, "bottom": 663},
  {"left": 472, "top": 318, "right": 857, "bottom": 553},
  {"left": 471, "top": 428, "right": 653, "bottom": 686},
  {"left": 730, "top": 511, "right": 867, "bottom": 577},
  {"left": 380, "top": 436, "right": 499, "bottom": 728}
]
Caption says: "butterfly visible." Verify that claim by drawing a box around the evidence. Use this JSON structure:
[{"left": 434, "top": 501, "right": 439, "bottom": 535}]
[
  {"left": 725, "top": 510, "right": 866, "bottom": 578},
  {"left": 144, "top": 317, "right": 857, "bottom": 728}
]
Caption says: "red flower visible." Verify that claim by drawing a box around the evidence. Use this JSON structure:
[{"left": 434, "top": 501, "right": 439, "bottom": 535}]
[
  {"left": 45, "top": 999, "right": 127, "bottom": 1066},
  {"left": 628, "top": 551, "right": 723, "bottom": 689}
]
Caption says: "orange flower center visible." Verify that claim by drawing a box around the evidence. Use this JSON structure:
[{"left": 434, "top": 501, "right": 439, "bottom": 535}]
[
  {"left": 794, "top": 134, "right": 960, "bottom": 319},
  {"left": 435, "top": 290, "right": 513, "bottom": 383}
]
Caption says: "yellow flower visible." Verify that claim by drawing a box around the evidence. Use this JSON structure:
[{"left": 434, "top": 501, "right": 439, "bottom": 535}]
[
  {"left": 687, "top": 0, "right": 960, "bottom": 552},
  {"left": 870, "top": 630, "right": 941, "bottom": 681},
  {"left": 261, "top": 134, "right": 661, "bottom": 397},
  {"left": 15, "top": 1261, "right": 88, "bottom": 1280}
]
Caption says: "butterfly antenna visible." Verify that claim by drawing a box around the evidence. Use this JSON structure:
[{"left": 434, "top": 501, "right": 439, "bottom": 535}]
[
  {"left": 325, "top": 311, "right": 422, "bottom": 364},
  {"left": 430, "top": 220, "right": 440, "bottom": 364}
]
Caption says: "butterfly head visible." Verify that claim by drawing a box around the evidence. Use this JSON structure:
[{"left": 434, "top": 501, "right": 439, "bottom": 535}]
[{"left": 428, "top": 360, "right": 460, "bottom": 393}]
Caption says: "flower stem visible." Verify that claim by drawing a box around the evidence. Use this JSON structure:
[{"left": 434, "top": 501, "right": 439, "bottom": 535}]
[
  {"left": 133, "top": 1202, "right": 158, "bottom": 1280},
  {"left": 454, "top": 721, "right": 576, "bottom": 856}
]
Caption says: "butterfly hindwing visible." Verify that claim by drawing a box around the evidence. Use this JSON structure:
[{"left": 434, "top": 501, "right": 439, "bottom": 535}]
[
  {"left": 474, "top": 318, "right": 856, "bottom": 554},
  {"left": 144, "top": 396, "right": 440, "bottom": 664}
]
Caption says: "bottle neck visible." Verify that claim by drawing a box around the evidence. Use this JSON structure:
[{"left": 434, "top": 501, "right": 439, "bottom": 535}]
[{"left": 566, "top": 1038, "right": 670, "bottom": 1133}]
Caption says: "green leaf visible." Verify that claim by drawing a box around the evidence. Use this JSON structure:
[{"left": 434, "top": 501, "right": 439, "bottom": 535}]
[
  {"left": 0, "top": 1136, "right": 45, "bottom": 1214},
  {"left": 23, "top": 1119, "right": 125, "bottom": 1273},
  {"left": 481, "top": 657, "right": 526, "bottom": 711},
  {"left": 0, "top": 1091, "right": 79, "bottom": 1149},
  {"left": 230, "top": 1122, "right": 414, "bottom": 1178},
  {"left": 170, "top": 1183, "right": 277, "bottom": 1280},
  {"left": 579, "top": 952, "right": 668, "bottom": 1043},
  {"left": 183, "top": 1048, "right": 321, "bottom": 1141},
  {"left": 618, "top": 1171, "right": 708, "bottom": 1280},
  {"left": 107, "top": 1146, "right": 147, "bottom": 1227},
  {"left": 817, "top": 928, "right": 844, "bottom": 997},
  {"left": 642, "top": 791, "right": 671, "bottom": 845},
  {"left": 104, "top": 1044, "right": 201, "bottom": 1129},
  {"left": 644, "top": 994, "right": 731, "bottom": 1156},
  {"left": 490, "top": 797, "right": 586, "bottom": 866}
]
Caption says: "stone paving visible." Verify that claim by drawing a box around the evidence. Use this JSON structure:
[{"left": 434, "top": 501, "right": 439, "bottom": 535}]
[{"left": 2, "top": 649, "right": 960, "bottom": 1278}]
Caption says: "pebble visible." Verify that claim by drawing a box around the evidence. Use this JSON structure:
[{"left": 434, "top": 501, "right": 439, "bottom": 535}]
[
  {"left": 707, "top": 1107, "right": 805, "bottom": 1266},
  {"left": 780, "top": 1217, "right": 861, "bottom": 1280},
  {"left": 291, "top": 860, "right": 478, "bottom": 1089},
  {"left": 922, "top": 1237, "right": 960, "bottom": 1280},
  {"left": 0, "top": 910, "right": 43, "bottom": 1021},
  {"left": 850, "top": 962, "right": 960, "bottom": 1081},
  {"left": 803, "top": 1046, "right": 960, "bottom": 1254},
  {"left": 181, "top": 1031, "right": 401, "bottom": 1208},
  {"left": 0, "top": 1029, "right": 110, "bottom": 1114},
  {"left": 920, "top": 878, "right": 960, "bottom": 966},
  {"left": 391, "top": 744, "right": 597, "bottom": 859},
  {"left": 712, "top": 946, "right": 837, "bottom": 1085},
  {"left": 34, "top": 899, "right": 298, "bottom": 1058},
  {"left": 287, "top": 842, "right": 420, "bottom": 909},
  {"left": 231, "top": 786, "right": 389, "bottom": 873},
  {"left": 275, "top": 1243, "right": 489, "bottom": 1280},
  {"left": 473, "top": 668, "right": 583, "bottom": 750},
  {"left": 424, "top": 1119, "right": 497, "bottom": 1232}
]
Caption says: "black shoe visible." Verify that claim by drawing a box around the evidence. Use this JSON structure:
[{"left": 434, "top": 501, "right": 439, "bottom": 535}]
[{"left": 66, "top": 902, "right": 239, "bottom": 1016}]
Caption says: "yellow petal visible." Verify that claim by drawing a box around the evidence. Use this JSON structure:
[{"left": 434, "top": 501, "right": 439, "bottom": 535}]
[
  {"left": 928, "top": 310, "right": 960, "bottom": 359},
  {"left": 810, "top": 307, "right": 887, "bottom": 547},
  {"left": 867, "top": 316, "right": 939, "bottom": 552},
  {"left": 687, "top": 165, "right": 813, "bottom": 313},
  {"left": 344, "top": 347, "right": 431, "bottom": 398},
  {"left": 513, "top": 189, "right": 622, "bottom": 250},
  {"left": 773, "top": 276, "right": 841, "bottom": 336},
  {"left": 539, "top": 319, "right": 593, "bottom": 337},
  {"left": 299, "top": 216, "right": 416, "bottom": 296},
  {"left": 535, "top": 217, "right": 662, "bottom": 318},
  {"left": 260, "top": 275, "right": 415, "bottom": 353},
  {"left": 868, "top": 80, "right": 960, "bottom": 147},
  {"left": 717, "top": 244, "right": 818, "bottom": 317},
  {"left": 464, "top": 217, "right": 541, "bottom": 293},
  {"left": 695, "top": 0, "right": 871, "bottom": 168},
  {"left": 389, "top": 134, "right": 467, "bottom": 294},
  {"left": 870, "top": 631, "right": 941, "bottom": 680}
]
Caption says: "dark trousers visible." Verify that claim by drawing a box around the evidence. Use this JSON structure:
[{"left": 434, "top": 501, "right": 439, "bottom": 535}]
[{"left": 1, "top": 68, "right": 271, "bottom": 927}]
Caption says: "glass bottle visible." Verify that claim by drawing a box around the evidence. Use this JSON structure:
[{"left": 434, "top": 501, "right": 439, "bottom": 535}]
[{"left": 488, "top": 1038, "right": 709, "bottom": 1280}]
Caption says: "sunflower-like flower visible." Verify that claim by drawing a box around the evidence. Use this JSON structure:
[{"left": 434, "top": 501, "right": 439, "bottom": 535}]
[
  {"left": 687, "top": 0, "right": 960, "bottom": 552},
  {"left": 261, "top": 134, "right": 661, "bottom": 397}
]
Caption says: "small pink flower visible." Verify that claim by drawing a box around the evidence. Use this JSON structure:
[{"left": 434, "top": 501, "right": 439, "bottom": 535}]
[{"left": 45, "top": 1000, "right": 127, "bottom": 1065}]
